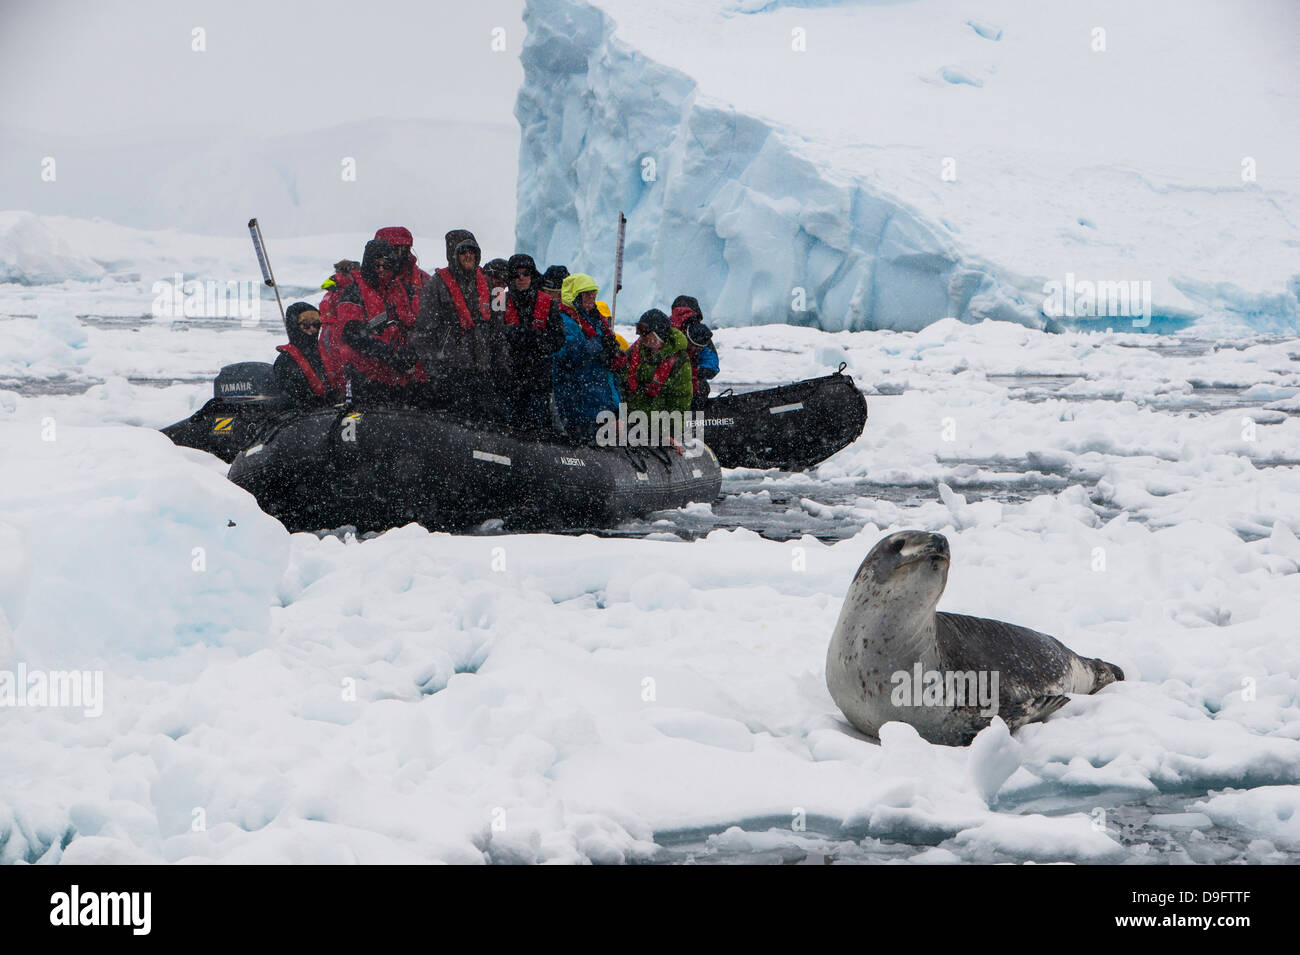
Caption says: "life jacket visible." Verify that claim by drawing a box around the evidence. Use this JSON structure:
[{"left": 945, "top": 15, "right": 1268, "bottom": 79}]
[
  {"left": 399, "top": 261, "right": 430, "bottom": 315},
  {"left": 351, "top": 268, "right": 417, "bottom": 328},
  {"left": 435, "top": 267, "right": 490, "bottom": 332},
  {"left": 275, "top": 344, "right": 328, "bottom": 397},
  {"left": 504, "top": 291, "right": 552, "bottom": 331},
  {"left": 626, "top": 340, "right": 685, "bottom": 397},
  {"left": 317, "top": 287, "right": 349, "bottom": 391},
  {"left": 318, "top": 270, "right": 423, "bottom": 389},
  {"left": 559, "top": 302, "right": 610, "bottom": 340}
]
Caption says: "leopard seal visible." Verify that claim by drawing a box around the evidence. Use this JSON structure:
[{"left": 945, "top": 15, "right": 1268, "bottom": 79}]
[{"left": 826, "top": 530, "right": 1124, "bottom": 746}]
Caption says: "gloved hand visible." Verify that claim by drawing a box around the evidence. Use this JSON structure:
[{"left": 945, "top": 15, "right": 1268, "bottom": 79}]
[
  {"left": 392, "top": 346, "right": 420, "bottom": 372},
  {"left": 599, "top": 333, "right": 622, "bottom": 364}
]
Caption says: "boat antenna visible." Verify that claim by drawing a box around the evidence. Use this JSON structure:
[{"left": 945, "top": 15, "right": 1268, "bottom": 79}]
[
  {"left": 610, "top": 211, "right": 627, "bottom": 322},
  {"left": 248, "top": 217, "right": 286, "bottom": 325}
]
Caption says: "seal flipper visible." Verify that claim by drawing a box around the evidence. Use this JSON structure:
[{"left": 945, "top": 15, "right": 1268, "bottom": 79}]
[
  {"left": 996, "top": 694, "right": 1071, "bottom": 732},
  {"left": 945, "top": 694, "right": 1070, "bottom": 744}
]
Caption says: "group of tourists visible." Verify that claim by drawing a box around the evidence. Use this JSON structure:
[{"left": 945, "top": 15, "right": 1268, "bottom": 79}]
[{"left": 272, "top": 226, "right": 720, "bottom": 443}]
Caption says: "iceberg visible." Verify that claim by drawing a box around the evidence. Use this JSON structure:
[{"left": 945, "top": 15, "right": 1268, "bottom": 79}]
[{"left": 515, "top": 0, "right": 1300, "bottom": 333}]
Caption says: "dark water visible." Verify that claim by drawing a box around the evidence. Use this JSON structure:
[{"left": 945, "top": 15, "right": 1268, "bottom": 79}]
[
  {"left": 600, "top": 473, "right": 1065, "bottom": 544},
  {"left": 649, "top": 786, "right": 1298, "bottom": 864},
  {"left": 0, "top": 373, "right": 215, "bottom": 397},
  {"left": 985, "top": 373, "right": 1296, "bottom": 413},
  {"left": 613, "top": 357, "right": 1293, "bottom": 544},
  {"left": 77, "top": 314, "right": 281, "bottom": 333}
]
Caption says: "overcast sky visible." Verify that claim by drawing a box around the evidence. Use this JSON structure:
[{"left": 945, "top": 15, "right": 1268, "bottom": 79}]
[{"left": 0, "top": 0, "right": 525, "bottom": 138}]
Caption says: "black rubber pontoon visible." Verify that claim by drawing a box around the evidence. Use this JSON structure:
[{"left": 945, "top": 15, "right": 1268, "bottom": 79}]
[
  {"left": 227, "top": 406, "right": 722, "bottom": 533},
  {"left": 164, "top": 362, "right": 868, "bottom": 477},
  {"left": 698, "top": 365, "right": 868, "bottom": 470}
]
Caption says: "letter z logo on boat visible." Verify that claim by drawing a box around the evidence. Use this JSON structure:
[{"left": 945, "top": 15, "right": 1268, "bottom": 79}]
[{"left": 212, "top": 417, "right": 234, "bottom": 433}]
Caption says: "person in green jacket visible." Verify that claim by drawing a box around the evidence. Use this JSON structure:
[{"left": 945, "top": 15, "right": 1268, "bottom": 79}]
[{"left": 620, "top": 309, "right": 694, "bottom": 416}]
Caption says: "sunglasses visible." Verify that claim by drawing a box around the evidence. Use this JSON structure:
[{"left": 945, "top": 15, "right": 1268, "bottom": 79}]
[{"left": 298, "top": 320, "right": 321, "bottom": 330}]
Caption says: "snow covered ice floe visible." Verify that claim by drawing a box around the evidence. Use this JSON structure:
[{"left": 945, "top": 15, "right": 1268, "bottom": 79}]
[
  {"left": 516, "top": 0, "right": 1300, "bottom": 334},
  {"left": 2, "top": 314, "right": 1299, "bottom": 862}
]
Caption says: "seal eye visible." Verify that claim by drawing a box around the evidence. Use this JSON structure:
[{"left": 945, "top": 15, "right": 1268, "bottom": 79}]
[{"left": 891, "top": 539, "right": 906, "bottom": 554}]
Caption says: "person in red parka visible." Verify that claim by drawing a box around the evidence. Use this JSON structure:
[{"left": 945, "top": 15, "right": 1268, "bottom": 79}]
[
  {"left": 373, "top": 225, "right": 430, "bottom": 314},
  {"left": 317, "top": 238, "right": 424, "bottom": 404},
  {"left": 320, "top": 225, "right": 427, "bottom": 302}
]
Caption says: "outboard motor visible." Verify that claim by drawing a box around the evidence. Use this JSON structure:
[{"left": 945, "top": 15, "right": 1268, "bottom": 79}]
[
  {"left": 162, "top": 361, "right": 285, "bottom": 462},
  {"left": 213, "top": 361, "right": 278, "bottom": 403}
]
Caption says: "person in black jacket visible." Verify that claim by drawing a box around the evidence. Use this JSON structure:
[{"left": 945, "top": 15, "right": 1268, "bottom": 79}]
[
  {"left": 273, "top": 302, "right": 337, "bottom": 406},
  {"left": 484, "top": 258, "right": 511, "bottom": 309},
  {"left": 540, "top": 265, "right": 569, "bottom": 297},
  {"left": 502, "top": 253, "right": 565, "bottom": 432},
  {"left": 410, "top": 229, "right": 509, "bottom": 421}
]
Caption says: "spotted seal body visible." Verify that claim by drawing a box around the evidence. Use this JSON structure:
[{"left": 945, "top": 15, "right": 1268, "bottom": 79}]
[{"left": 826, "top": 531, "right": 1123, "bottom": 746}]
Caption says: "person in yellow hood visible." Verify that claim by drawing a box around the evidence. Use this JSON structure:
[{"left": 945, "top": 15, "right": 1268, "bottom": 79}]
[{"left": 553, "top": 273, "right": 622, "bottom": 440}]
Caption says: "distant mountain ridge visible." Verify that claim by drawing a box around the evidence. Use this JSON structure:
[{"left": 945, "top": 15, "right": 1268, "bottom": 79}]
[{"left": 0, "top": 117, "right": 519, "bottom": 247}]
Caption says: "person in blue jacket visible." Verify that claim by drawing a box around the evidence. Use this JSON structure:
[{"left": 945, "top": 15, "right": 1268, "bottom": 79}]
[
  {"left": 554, "top": 272, "right": 621, "bottom": 443},
  {"left": 685, "top": 321, "right": 719, "bottom": 407}
]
